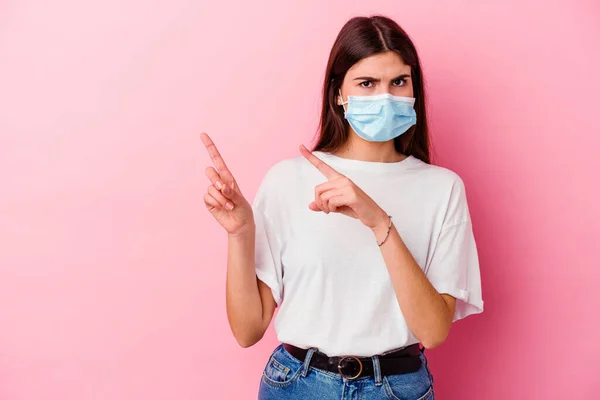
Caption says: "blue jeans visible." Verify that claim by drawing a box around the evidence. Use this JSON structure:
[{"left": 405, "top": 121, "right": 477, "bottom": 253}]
[{"left": 258, "top": 343, "right": 435, "bottom": 399}]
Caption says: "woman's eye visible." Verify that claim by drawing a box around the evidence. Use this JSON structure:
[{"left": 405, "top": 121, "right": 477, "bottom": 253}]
[
  {"left": 360, "top": 81, "right": 373, "bottom": 88},
  {"left": 393, "top": 79, "right": 406, "bottom": 86}
]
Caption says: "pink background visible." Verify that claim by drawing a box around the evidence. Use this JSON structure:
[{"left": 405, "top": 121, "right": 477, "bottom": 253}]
[{"left": 1, "top": 0, "right": 599, "bottom": 399}]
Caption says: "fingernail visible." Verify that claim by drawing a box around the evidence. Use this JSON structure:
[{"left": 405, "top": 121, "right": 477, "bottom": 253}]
[
  {"left": 215, "top": 181, "right": 223, "bottom": 190},
  {"left": 226, "top": 202, "right": 234, "bottom": 210}
]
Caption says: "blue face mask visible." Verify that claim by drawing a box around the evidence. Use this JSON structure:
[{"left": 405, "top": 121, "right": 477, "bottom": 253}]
[{"left": 339, "top": 90, "right": 417, "bottom": 142}]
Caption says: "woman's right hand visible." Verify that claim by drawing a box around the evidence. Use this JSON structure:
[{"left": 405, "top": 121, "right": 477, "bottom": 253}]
[{"left": 201, "top": 132, "right": 254, "bottom": 236}]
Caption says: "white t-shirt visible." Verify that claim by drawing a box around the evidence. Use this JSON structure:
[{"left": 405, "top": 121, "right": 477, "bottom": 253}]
[{"left": 252, "top": 150, "right": 483, "bottom": 357}]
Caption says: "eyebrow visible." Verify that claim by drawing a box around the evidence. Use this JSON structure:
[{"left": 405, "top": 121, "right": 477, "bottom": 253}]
[{"left": 353, "top": 74, "right": 411, "bottom": 82}]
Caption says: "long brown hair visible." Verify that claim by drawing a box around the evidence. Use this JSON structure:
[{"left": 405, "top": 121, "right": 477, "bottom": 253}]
[{"left": 313, "top": 15, "right": 431, "bottom": 164}]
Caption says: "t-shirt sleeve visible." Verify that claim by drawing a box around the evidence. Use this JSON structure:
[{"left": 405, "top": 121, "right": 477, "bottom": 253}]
[
  {"left": 252, "top": 169, "right": 284, "bottom": 307},
  {"left": 425, "top": 176, "right": 484, "bottom": 322}
]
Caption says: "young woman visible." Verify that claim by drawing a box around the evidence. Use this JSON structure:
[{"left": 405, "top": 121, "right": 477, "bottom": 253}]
[{"left": 202, "top": 14, "right": 483, "bottom": 400}]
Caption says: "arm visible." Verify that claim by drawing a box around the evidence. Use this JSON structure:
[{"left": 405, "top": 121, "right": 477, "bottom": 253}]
[
  {"left": 372, "top": 211, "right": 456, "bottom": 349},
  {"left": 298, "top": 144, "right": 458, "bottom": 349},
  {"left": 200, "top": 132, "right": 276, "bottom": 348},
  {"left": 226, "top": 224, "right": 277, "bottom": 348}
]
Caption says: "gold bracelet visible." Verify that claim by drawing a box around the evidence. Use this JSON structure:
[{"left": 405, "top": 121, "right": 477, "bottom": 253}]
[{"left": 377, "top": 215, "right": 393, "bottom": 246}]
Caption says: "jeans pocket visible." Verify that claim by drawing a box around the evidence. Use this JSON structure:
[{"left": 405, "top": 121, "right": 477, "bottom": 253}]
[
  {"left": 383, "top": 376, "right": 433, "bottom": 400},
  {"left": 382, "top": 356, "right": 433, "bottom": 400},
  {"left": 261, "top": 345, "right": 303, "bottom": 388}
]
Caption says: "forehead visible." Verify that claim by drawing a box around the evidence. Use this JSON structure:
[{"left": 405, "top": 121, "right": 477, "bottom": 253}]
[{"left": 346, "top": 51, "right": 411, "bottom": 77}]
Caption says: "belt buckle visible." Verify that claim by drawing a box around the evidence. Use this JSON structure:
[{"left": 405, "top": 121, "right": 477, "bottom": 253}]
[{"left": 337, "top": 355, "right": 363, "bottom": 380}]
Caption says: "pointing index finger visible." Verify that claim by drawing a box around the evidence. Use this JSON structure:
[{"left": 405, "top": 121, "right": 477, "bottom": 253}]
[
  {"left": 200, "top": 132, "right": 236, "bottom": 187},
  {"left": 299, "top": 144, "right": 342, "bottom": 180}
]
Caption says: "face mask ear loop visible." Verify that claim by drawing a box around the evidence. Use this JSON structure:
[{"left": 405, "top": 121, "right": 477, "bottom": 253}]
[{"left": 338, "top": 89, "right": 348, "bottom": 113}]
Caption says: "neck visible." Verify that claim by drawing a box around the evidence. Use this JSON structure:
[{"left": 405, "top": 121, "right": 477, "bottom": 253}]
[{"left": 331, "top": 135, "right": 407, "bottom": 163}]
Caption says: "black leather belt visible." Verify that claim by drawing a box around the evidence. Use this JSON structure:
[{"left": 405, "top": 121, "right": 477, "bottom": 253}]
[{"left": 283, "top": 343, "right": 422, "bottom": 380}]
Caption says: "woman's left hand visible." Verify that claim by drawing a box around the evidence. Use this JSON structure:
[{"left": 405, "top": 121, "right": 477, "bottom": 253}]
[{"left": 299, "top": 144, "right": 388, "bottom": 231}]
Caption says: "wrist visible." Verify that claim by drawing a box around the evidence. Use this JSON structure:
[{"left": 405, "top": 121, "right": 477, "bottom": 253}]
[
  {"left": 372, "top": 211, "right": 393, "bottom": 246},
  {"left": 371, "top": 209, "right": 390, "bottom": 233},
  {"left": 228, "top": 221, "right": 255, "bottom": 239}
]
